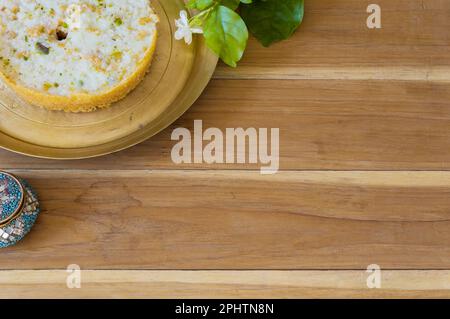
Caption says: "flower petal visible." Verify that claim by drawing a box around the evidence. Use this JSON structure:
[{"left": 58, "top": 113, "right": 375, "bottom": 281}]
[
  {"left": 184, "top": 32, "right": 193, "bottom": 45},
  {"left": 174, "top": 28, "right": 185, "bottom": 40},
  {"left": 175, "top": 18, "right": 183, "bottom": 28},
  {"left": 179, "top": 10, "right": 189, "bottom": 24}
]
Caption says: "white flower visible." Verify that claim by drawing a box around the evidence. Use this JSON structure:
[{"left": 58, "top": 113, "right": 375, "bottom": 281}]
[{"left": 174, "top": 10, "right": 203, "bottom": 45}]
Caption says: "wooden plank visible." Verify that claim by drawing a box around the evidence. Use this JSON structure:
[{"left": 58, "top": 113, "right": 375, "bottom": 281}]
[
  {"left": 215, "top": 0, "right": 450, "bottom": 80},
  {"left": 2, "top": 79, "right": 450, "bottom": 170},
  {"left": 3, "top": 170, "right": 450, "bottom": 269},
  {"left": 1, "top": 270, "right": 450, "bottom": 298}
]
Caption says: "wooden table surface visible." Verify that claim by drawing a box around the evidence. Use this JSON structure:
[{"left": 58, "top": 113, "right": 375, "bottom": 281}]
[{"left": 1, "top": 0, "right": 450, "bottom": 298}]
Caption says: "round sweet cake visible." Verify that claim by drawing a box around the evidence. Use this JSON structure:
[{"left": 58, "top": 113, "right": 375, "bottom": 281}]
[{"left": 0, "top": 0, "right": 158, "bottom": 112}]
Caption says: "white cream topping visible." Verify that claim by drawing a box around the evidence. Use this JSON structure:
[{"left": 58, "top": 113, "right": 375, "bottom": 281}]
[{"left": 0, "top": 0, "right": 158, "bottom": 95}]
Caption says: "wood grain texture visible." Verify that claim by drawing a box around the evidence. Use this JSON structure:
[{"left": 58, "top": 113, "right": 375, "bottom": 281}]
[
  {"left": 2, "top": 170, "right": 450, "bottom": 270},
  {"left": 2, "top": 0, "right": 450, "bottom": 170},
  {"left": 1, "top": 270, "right": 450, "bottom": 298},
  {"left": 215, "top": 0, "right": 450, "bottom": 80},
  {"left": 1, "top": 0, "right": 449, "bottom": 298},
  {"left": 2, "top": 79, "right": 450, "bottom": 170}
]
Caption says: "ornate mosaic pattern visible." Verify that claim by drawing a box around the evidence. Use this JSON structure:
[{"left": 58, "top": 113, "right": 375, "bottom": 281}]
[
  {"left": 0, "top": 173, "right": 23, "bottom": 221},
  {"left": 0, "top": 173, "right": 39, "bottom": 248}
]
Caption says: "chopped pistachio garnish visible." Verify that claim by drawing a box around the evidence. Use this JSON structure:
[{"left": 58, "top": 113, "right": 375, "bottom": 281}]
[{"left": 36, "top": 42, "right": 50, "bottom": 55}]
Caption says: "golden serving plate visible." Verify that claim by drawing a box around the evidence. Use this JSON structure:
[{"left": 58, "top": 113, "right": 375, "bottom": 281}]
[{"left": 0, "top": 0, "right": 218, "bottom": 159}]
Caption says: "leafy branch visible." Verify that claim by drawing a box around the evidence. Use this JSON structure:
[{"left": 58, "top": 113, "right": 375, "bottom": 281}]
[{"left": 175, "top": 0, "right": 305, "bottom": 67}]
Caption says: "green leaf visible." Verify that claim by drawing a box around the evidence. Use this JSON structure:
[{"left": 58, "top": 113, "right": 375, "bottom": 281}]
[
  {"left": 240, "top": 0, "right": 304, "bottom": 47},
  {"left": 203, "top": 5, "right": 248, "bottom": 67},
  {"left": 187, "top": 0, "right": 215, "bottom": 10},
  {"left": 220, "top": 0, "right": 240, "bottom": 10}
]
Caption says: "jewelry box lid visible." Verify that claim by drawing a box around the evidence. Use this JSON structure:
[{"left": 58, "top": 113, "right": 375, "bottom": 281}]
[{"left": 0, "top": 171, "right": 24, "bottom": 226}]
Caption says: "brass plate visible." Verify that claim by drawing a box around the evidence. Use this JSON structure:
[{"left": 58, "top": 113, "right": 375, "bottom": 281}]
[{"left": 0, "top": 0, "right": 217, "bottom": 159}]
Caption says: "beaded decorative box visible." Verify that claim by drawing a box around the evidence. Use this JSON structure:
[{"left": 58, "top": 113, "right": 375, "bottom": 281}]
[{"left": 0, "top": 171, "right": 40, "bottom": 248}]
